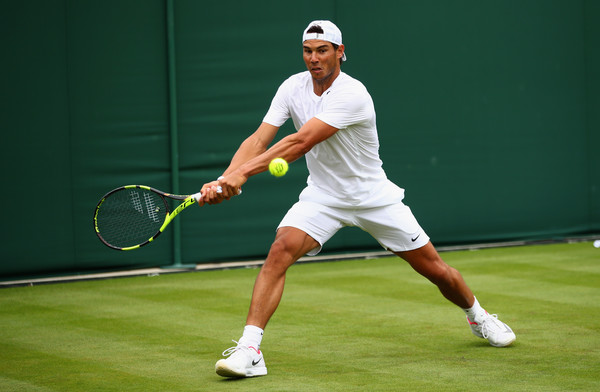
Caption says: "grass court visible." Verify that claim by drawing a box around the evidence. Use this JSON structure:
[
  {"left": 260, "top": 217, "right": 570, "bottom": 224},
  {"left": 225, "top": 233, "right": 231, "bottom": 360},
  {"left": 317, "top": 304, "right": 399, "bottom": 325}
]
[{"left": 1, "top": 241, "right": 599, "bottom": 391}]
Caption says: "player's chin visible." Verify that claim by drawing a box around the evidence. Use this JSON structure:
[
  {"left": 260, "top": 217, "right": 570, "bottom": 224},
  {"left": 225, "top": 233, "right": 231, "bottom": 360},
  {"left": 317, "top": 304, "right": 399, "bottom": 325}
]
[{"left": 312, "top": 70, "right": 335, "bottom": 83}]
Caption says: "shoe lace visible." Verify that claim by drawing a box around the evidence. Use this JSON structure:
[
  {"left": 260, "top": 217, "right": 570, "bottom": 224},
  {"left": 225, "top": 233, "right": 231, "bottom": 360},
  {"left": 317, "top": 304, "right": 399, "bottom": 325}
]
[
  {"left": 480, "top": 314, "right": 501, "bottom": 339},
  {"left": 221, "top": 340, "right": 242, "bottom": 357}
]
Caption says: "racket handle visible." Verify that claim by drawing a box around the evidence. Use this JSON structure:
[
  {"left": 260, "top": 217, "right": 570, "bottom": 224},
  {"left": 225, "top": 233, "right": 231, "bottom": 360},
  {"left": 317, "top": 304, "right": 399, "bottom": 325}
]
[
  {"left": 191, "top": 192, "right": 203, "bottom": 201},
  {"left": 192, "top": 186, "right": 223, "bottom": 202}
]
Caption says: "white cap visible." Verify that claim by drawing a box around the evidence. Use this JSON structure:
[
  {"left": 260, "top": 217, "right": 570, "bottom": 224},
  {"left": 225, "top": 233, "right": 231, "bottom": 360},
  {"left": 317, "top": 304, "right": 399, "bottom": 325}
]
[{"left": 302, "top": 20, "right": 347, "bottom": 61}]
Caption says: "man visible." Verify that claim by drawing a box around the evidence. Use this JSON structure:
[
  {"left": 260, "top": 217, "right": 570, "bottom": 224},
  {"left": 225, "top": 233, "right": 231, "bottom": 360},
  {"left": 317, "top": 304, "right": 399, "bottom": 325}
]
[{"left": 199, "top": 20, "right": 516, "bottom": 378}]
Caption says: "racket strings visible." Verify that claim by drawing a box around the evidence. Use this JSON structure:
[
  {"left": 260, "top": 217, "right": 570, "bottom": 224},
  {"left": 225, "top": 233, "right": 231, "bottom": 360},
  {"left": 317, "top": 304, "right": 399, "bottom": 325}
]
[{"left": 96, "top": 188, "right": 167, "bottom": 248}]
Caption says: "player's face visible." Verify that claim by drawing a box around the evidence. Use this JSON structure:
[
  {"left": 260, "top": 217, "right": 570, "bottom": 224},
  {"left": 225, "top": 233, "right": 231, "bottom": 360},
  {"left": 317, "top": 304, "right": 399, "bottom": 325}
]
[{"left": 303, "top": 40, "right": 343, "bottom": 84}]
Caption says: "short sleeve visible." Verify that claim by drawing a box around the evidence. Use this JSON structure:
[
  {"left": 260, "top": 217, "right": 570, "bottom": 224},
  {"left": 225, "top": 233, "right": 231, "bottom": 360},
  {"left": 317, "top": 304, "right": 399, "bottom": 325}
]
[
  {"left": 315, "top": 88, "right": 372, "bottom": 130},
  {"left": 262, "top": 80, "right": 291, "bottom": 127}
]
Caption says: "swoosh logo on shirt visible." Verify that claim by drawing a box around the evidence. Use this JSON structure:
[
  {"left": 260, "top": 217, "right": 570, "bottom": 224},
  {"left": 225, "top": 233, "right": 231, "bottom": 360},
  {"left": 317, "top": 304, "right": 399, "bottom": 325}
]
[{"left": 411, "top": 234, "right": 421, "bottom": 242}]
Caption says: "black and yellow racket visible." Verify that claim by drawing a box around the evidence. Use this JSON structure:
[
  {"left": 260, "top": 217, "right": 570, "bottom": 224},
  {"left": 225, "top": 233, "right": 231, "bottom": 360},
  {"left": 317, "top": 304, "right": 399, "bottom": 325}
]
[{"left": 93, "top": 185, "right": 215, "bottom": 251}]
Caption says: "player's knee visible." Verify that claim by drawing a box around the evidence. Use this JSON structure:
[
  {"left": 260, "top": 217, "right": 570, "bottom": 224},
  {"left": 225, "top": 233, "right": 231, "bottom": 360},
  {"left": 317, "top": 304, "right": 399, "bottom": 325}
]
[
  {"left": 428, "top": 264, "right": 459, "bottom": 287},
  {"left": 413, "top": 256, "right": 450, "bottom": 284},
  {"left": 262, "top": 239, "right": 296, "bottom": 274},
  {"left": 267, "top": 237, "right": 290, "bottom": 258}
]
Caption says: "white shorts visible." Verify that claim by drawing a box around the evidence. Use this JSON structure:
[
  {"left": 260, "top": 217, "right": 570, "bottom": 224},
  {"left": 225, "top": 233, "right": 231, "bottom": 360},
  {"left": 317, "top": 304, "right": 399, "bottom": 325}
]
[{"left": 277, "top": 201, "right": 430, "bottom": 256}]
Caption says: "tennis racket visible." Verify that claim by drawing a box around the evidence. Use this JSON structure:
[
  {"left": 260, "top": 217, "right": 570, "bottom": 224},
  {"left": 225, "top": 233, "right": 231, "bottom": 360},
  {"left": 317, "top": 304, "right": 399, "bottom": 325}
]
[{"left": 93, "top": 185, "right": 217, "bottom": 251}]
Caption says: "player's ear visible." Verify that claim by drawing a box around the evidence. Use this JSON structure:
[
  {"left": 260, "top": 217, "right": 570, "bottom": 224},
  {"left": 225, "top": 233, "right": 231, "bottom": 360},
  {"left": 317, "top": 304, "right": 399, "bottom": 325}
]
[{"left": 337, "top": 44, "right": 345, "bottom": 61}]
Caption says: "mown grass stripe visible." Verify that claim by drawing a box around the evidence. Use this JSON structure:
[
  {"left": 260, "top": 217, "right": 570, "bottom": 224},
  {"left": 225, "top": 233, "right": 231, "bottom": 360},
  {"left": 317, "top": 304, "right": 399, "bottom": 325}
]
[{"left": 0, "top": 242, "right": 598, "bottom": 391}]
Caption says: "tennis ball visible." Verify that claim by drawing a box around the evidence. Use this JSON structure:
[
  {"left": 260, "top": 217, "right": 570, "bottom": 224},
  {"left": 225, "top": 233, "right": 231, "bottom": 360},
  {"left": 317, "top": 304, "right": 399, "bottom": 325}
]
[{"left": 269, "top": 158, "right": 288, "bottom": 177}]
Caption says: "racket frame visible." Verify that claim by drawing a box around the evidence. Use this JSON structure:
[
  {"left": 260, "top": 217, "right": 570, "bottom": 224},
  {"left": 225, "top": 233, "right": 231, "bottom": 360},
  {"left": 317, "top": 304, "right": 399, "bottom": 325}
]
[{"left": 93, "top": 185, "right": 202, "bottom": 251}]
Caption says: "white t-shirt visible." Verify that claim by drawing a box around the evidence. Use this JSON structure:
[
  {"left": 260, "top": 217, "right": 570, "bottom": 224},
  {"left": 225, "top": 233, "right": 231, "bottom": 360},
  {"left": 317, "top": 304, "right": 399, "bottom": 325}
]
[{"left": 263, "top": 71, "right": 405, "bottom": 208}]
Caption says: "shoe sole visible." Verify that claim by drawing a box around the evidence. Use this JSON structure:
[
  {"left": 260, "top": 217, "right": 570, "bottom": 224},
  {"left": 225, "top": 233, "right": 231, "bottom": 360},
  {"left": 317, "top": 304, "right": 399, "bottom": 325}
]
[
  {"left": 489, "top": 334, "right": 516, "bottom": 348},
  {"left": 215, "top": 360, "right": 267, "bottom": 378}
]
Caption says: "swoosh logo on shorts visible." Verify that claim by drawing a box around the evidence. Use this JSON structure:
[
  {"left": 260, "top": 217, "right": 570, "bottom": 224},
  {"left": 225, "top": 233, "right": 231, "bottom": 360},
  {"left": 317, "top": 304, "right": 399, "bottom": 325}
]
[{"left": 411, "top": 234, "right": 421, "bottom": 242}]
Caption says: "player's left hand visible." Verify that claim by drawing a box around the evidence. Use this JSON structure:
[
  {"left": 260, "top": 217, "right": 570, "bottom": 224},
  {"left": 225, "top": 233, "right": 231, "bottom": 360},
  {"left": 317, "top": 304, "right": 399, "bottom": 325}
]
[
  {"left": 217, "top": 173, "right": 246, "bottom": 200},
  {"left": 198, "top": 181, "right": 224, "bottom": 206}
]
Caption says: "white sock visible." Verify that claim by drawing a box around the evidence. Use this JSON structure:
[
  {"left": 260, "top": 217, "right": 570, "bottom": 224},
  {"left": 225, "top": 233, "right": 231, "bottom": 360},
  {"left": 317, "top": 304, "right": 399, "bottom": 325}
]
[
  {"left": 463, "top": 297, "right": 487, "bottom": 323},
  {"left": 238, "top": 325, "right": 264, "bottom": 350}
]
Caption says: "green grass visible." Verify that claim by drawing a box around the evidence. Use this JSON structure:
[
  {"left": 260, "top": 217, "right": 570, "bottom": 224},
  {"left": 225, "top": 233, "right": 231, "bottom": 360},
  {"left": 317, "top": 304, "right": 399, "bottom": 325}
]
[{"left": 1, "top": 242, "right": 599, "bottom": 391}]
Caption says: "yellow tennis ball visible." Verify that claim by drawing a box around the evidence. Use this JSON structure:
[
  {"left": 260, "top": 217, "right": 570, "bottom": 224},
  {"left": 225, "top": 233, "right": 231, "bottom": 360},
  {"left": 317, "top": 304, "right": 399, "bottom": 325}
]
[{"left": 269, "top": 158, "right": 288, "bottom": 177}]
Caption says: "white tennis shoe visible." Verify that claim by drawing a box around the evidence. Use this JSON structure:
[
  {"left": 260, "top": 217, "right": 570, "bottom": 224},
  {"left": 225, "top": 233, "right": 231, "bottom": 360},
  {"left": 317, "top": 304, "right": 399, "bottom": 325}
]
[
  {"left": 467, "top": 312, "right": 516, "bottom": 347},
  {"left": 215, "top": 340, "right": 267, "bottom": 378}
]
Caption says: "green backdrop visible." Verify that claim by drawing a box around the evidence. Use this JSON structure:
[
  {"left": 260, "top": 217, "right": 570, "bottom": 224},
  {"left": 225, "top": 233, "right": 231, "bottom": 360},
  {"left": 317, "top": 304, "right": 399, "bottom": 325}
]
[{"left": 2, "top": 0, "right": 598, "bottom": 278}]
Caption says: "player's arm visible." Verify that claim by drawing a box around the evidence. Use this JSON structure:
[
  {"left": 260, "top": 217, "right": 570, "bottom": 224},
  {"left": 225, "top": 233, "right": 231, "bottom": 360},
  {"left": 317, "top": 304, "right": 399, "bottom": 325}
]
[
  {"left": 223, "top": 122, "right": 280, "bottom": 177},
  {"left": 199, "top": 122, "right": 279, "bottom": 205},
  {"left": 218, "top": 117, "right": 338, "bottom": 195}
]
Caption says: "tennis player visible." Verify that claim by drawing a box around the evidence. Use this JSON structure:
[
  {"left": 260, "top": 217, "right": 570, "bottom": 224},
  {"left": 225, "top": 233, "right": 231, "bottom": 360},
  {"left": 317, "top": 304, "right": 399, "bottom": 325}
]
[{"left": 200, "top": 20, "right": 516, "bottom": 378}]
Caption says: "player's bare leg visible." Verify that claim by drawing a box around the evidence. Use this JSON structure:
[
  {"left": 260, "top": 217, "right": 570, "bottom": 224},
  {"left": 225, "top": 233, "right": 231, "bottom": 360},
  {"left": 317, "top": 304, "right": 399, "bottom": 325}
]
[
  {"left": 395, "top": 241, "right": 515, "bottom": 347},
  {"left": 395, "top": 241, "right": 474, "bottom": 308},
  {"left": 215, "top": 227, "right": 319, "bottom": 377},
  {"left": 246, "top": 226, "right": 320, "bottom": 328}
]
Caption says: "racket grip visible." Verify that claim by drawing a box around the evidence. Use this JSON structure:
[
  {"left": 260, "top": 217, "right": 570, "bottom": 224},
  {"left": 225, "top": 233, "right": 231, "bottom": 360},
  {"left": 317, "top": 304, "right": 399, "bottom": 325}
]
[
  {"left": 191, "top": 192, "right": 203, "bottom": 201},
  {"left": 192, "top": 186, "right": 223, "bottom": 202}
]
